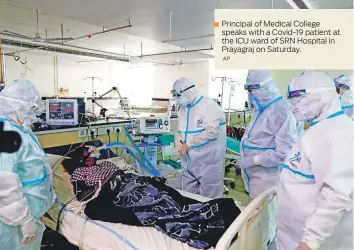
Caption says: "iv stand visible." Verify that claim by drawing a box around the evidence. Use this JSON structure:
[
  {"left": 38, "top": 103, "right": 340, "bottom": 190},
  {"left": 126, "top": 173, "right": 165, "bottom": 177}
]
[
  {"left": 213, "top": 77, "right": 233, "bottom": 109},
  {"left": 84, "top": 77, "right": 102, "bottom": 115},
  {"left": 227, "top": 81, "right": 237, "bottom": 126}
]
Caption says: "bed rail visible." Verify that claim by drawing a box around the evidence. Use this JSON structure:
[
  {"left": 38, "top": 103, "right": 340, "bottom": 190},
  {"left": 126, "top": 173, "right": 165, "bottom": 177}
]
[{"left": 215, "top": 186, "right": 278, "bottom": 250}]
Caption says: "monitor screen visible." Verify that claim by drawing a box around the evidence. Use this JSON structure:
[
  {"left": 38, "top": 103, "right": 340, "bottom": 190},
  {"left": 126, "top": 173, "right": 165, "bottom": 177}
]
[
  {"left": 48, "top": 102, "right": 75, "bottom": 120},
  {"left": 46, "top": 99, "right": 78, "bottom": 126},
  {"left": 145, "top": 119, "right": 157, "bottom": 129}
]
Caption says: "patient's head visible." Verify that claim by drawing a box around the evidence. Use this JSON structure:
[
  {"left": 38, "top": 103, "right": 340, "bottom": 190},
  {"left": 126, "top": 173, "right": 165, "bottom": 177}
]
[{"left": 61, "top": 145, "right": 99, "bottom": 175}]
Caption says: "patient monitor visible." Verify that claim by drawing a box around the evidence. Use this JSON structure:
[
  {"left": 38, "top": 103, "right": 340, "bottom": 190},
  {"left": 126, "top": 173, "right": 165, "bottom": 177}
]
[{"left": 46, "top": 99, "right": 79, "bottom": 126}]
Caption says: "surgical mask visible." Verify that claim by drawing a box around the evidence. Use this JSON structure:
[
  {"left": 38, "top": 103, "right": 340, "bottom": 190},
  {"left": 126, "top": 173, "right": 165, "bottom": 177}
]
[
  {"left": 176, "top": 96, "right": 189, "bottom": 107},
  {"left": 291, "top": 103, "right": 313, "bottom": 122}
]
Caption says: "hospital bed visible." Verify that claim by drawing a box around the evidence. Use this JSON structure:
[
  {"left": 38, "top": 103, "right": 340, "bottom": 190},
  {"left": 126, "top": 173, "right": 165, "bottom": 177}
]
[
  {"left": 224, "top": 137, "right": 241, "bottom": 194},
  {"left": 43, "top": 154, "right": 277, "bottom": 250}
]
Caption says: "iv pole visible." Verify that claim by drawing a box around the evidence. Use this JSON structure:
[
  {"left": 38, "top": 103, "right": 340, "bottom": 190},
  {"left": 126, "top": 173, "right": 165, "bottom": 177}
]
[
  {"left": 84, "top": 77, "right": 102, "bottom": 115},
  {"left": 212, "top": 76, "right": 233, "bottom": 109},
  {"left": 227, "top": 81, "right": 237, "bottom": 126}
]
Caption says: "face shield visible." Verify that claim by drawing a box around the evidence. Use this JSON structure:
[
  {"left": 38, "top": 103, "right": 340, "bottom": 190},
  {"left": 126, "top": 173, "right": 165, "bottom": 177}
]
[
  {"left": 244, "top": 84, "right": 260, "bottom": 107},
  {"left": 334, "top": 74, "right": 352, "bottom": 95},
  {"left": 244, "top": 78, "right": 273, "bottom": 111},
  {"left": 287, "top": 87, "right": 336, "bottom": 121},
  {"left": 335, "top": 83, "right": 350, "bottom": 95},
  {"left": 0, "top": 79, "right": 44, "bottom": 126}
]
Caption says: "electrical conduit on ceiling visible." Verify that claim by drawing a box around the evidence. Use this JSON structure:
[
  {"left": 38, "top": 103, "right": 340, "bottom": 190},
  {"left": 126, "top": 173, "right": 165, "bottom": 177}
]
[{"left": 1, "top": 38, "right": 129, "bottom": 62}]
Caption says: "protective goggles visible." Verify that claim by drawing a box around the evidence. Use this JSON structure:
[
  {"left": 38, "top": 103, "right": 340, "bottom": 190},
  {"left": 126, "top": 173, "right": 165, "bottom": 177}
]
[
  {"left": 171, "top": 85, "right": 195, "bottom": 97},
  {"left": 287, "top": 87, "right": 336, "bottom": 99},
  {"left": 244, "top": 84, "right": 260, "bottom": 91},
  {"left": 334, "top": 83, "right": 350, "bottom": 90}
]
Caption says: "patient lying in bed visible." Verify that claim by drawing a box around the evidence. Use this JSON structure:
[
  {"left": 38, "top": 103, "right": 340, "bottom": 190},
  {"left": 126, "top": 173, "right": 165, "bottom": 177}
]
[{"left": 62, "top": 145, "right": 240, "bottom": 249}]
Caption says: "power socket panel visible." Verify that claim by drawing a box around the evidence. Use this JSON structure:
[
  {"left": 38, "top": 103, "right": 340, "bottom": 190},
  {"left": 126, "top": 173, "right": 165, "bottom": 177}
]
[
  {"left": 88, "top": 128, "right": 97, "bottom": 138},
  {"left": 97, "top": 127, "right": 114, "bottom": 136},
  {"left": 113, "top": 126, "right": 123, "bottom": 134}
]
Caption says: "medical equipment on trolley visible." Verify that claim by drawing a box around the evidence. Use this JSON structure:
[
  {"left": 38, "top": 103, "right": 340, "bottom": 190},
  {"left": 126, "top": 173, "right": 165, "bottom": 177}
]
[
  {"left": 132, "top": 115, "right": 170, "bottom": 135},
  {"left": 46, "top": 99, "right": 78, "bottom": 126}
]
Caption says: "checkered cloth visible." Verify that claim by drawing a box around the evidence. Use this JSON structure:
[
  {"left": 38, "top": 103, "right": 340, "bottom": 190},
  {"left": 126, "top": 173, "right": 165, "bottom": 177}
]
[{"left": 71, "top": 161, "right": 121, "bottom": 187}]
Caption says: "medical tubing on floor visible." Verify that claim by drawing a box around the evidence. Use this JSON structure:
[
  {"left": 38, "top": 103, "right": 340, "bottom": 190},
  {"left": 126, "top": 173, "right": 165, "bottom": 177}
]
[{"left": 125, "top": 126, "right": 161, "bottom": 177}]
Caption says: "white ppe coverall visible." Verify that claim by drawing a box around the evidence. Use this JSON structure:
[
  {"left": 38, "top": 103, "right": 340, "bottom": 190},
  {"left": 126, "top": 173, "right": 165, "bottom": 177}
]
[
  {"left": 173, "top": 77, "right": 226, "bottom": 199},
  {"left": 277, "top": 71, "right": 353, "bottom": 250},
  {"left": 0, "top": 79, "right": 56, "bottom": 250},
  {"left": 334, "top": 73, "right": 353, "bottom": 120},
  {"left": 240, "top": 70, "right": 298, "bottom": 199}
]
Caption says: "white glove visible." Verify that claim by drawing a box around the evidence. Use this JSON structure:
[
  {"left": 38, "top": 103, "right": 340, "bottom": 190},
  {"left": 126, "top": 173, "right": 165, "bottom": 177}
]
[
  {"left": 236, "top": 156, "right": 255, "bottom": 169},
  {"left": 174, "top": 135, "right": 183, "bottom": 152},
  {"left": 21, "top": 219, "right": 37, "bottom": 245}
]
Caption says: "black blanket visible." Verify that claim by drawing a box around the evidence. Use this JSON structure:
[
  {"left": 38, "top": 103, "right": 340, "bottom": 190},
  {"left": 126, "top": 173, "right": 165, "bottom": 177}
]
[
  {"left": 63, "top": 145, "right": 240, "bottom": 249},
  {"left": 83, "top": 174, "right": 240, "bottom": 249}
]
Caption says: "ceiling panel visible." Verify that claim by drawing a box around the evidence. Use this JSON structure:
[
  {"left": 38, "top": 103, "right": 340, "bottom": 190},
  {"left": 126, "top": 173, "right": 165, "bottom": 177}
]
[
  {"left": 305, "top": 0, "right": 353, "bottom": 9},
  {"left": 1, "top": 0, "right": 298, "bottom": 63},
  {"left": 5, "top": 0, "right": 292, "bottom": 42},
  {"left": 0, "top": 2, "right": 43, "bottom": 30}
]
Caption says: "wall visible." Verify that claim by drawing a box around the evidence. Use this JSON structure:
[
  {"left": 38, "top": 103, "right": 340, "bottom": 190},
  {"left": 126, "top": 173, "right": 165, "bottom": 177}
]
[
  {"left": 270, "top": 70, "right": 353, "bottom": 97},
  {"left": 152, "top": 61, "right": 210, "bottom": 98},
  {"left": 3, "top": 50, "right": 211, "bottom": 108},
  {"left": 5, "top": 52, "right": 55, "bottom": 96},
  {"left": 208, "top": 59, "right": 249, "bottom": 110}
]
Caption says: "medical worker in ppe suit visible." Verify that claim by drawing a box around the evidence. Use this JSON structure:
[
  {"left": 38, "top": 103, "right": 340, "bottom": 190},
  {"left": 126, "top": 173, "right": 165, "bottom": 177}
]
[
  {"left": 277, "top": 71, "right": 353, "bottom": 250},
  {"left": 0, "top": 79, "right": 56, "bottom": 249},
  {"left": 239, "top": 70, "right": 297, "bottom": 199},
  {"left": 172, "top": 77, "right": 226, "bottom": 199},
  {"left": 334, "top": 73, "right": 353, "bottom": 120}
]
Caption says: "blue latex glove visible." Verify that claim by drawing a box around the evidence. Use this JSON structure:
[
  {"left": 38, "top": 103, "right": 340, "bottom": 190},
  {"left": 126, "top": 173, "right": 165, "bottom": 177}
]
[{"left": 237, "top": 156, "right": 254, "bottom": 169}]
